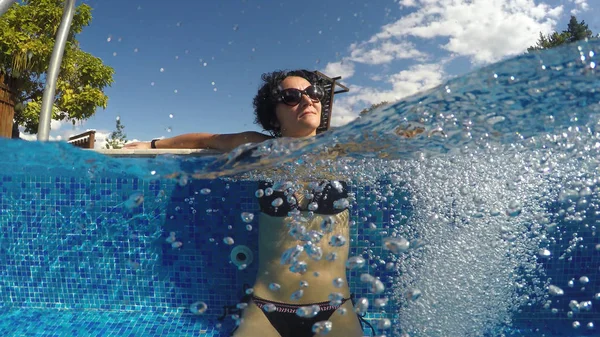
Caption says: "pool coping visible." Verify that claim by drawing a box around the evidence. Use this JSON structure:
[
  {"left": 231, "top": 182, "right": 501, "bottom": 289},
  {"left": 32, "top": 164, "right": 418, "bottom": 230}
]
[{"left": 91, "top": 149, "right": 221, "bottom": 157}]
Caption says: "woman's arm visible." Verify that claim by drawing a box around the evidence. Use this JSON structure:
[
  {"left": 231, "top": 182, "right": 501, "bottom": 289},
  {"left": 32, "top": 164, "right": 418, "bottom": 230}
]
[{"left": 123, "top": 131, "right": 272, "bottom": 152}]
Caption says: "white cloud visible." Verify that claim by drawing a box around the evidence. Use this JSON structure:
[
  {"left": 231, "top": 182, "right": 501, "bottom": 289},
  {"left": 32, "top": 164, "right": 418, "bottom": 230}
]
[
  {"left": 399, "top": 0, "right": 418, "bottom": 7},
  {"left": 369, "top": 0, "right": 563, "bottom": 64},
  {"left": 330, "top": 63, "right": 445, "bottom": 127},
  {"left": 570, "top": 0, "right": 589, "bottom": 15},
  {"left": 349, "top": 40, "right": 427, "bottom": 65},
  {"left": 322, "top": 60, "right": 355, "bottom": 79}
]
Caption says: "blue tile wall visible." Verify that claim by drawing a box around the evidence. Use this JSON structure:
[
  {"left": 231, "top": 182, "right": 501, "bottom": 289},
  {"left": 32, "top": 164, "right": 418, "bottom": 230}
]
[{"left": 0, "top": 171, "right": 401, "bottom": 336}]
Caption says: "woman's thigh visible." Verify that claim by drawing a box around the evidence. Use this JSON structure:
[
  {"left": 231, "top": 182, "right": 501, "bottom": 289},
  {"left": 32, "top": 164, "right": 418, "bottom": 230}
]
[{"left": 232, "top": 300, "right": 281, "bottom": 337}]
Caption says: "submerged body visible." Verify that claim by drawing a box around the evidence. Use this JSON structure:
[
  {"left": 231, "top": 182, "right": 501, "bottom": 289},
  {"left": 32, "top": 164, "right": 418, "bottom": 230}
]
[{"left": 234, "top": 180, "right": 363, "bottom": 337}]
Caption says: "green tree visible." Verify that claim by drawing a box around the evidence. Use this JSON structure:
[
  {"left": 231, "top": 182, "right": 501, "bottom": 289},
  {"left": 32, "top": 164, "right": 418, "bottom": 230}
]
[
  {"left": 527, "top": 16, "right": 595, "bottom": 52},
  {"left": 105, "top": 117, "right": 127, "bottom": 149},
  {"left": 0, "top": 0, "right": 114, "bottom": 138}
]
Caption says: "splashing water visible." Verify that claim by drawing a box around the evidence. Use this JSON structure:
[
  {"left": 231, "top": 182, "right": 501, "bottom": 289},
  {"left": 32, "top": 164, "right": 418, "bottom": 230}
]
[{"left": 1, "top": 40, "right": 599, "bottom": 336}]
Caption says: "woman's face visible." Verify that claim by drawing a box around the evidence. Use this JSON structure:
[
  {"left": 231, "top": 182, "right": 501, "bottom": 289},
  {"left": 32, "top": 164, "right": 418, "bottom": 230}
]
[{"left": 274, "top": 76, "right": 322, "bottom": 138}]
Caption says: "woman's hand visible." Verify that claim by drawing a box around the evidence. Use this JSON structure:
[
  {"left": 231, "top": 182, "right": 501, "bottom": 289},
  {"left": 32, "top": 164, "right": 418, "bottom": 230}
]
[{"left": 123, "top": 141, "right": 152, "bottom": 149}]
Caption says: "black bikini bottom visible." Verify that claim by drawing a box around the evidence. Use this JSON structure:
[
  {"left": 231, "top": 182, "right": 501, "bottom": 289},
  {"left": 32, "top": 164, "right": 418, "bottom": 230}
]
[{"left": 250, "top": 295, "right": 351, "bottom": 337}]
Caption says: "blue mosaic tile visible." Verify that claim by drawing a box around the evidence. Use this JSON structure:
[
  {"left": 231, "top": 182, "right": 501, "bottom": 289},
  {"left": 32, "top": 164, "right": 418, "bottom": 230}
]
[{"left": 1, "top": 169, "right": 597, "bottom": 336}]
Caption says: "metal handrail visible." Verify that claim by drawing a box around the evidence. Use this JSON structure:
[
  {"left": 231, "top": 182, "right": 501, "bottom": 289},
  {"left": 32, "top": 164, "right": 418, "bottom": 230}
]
[
  {"left": 0, "top": 0, "right": 16, "bottom": 17},
  {"left": 38, "top": 0, "right": 76, "bottom": 141}
]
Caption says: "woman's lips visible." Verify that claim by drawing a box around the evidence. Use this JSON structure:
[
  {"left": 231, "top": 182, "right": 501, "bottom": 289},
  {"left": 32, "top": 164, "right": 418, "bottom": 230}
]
[{"left": 299, "top": 111, "right": 316, "bottom": 118}]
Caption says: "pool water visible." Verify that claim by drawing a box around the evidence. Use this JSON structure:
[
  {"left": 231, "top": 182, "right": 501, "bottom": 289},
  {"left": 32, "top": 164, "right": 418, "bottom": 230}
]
[{"left": 0, "top": 40, "right": 599, "bottom": 336}]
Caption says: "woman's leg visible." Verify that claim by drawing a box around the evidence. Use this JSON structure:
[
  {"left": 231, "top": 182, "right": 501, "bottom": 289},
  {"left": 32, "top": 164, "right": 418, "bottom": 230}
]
[{"left": 232, "top": 299, "right": 281, "bottom": 337}]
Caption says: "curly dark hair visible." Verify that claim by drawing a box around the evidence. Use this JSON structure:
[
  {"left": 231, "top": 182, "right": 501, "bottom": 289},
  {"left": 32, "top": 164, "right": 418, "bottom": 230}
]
[{"left": 253, "top": 69, "right": 325, "bottom": 137}]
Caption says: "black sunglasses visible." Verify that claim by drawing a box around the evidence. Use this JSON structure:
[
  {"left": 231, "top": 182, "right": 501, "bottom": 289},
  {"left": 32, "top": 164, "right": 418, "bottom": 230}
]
[{"left": 276, "top": 85, "right": 324, "bottom": 106}]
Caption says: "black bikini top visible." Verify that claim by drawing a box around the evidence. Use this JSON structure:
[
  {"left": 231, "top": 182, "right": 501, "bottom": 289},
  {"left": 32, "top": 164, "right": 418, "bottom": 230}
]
[{"left": 258, "top": 180, "right": 349, "bottom": 217}]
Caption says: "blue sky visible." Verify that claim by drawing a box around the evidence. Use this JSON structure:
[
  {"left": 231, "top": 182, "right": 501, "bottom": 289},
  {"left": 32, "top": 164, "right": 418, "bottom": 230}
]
[{"left": 21, "top": 0, "right": 597, "bottom": 147}]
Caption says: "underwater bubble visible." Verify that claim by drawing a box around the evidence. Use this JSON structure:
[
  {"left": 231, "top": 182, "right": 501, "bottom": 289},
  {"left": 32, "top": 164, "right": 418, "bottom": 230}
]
[
  {"left": 506, "top": 200, "right": 522, "bottom": 216},
  {"left": 329, "top": 235, "right": 347, "bottom": 247},
  {"left": 200, "top": 188, "right": 211, "bottom": 195},
  {"left": 548, "top": 285, "right": 564, "bottom": 296},
  {"left": 236, "top": 303, "right": 248, "bottom": 310},
  {"left": 383, "top": 236, "right": 410, "bottom": 254},
  {"left": 289, "top": 260, "right": 308, "bottom": 274},
  {"left": 263, "top": 303, "right": 277, "bottom": 313},
  {"left": 568, "top": 279, "right": 575, "bottom": 288},
  {"left": 377, "top": 318, "right": 392, "bottom": 330},
  {"left": 374, "top": 297, "right": 388, "bottom": 308},
  {"left": 124, "top": 192, "right": 144, "bottom": 209},
  {"left": 300, "top": 280, "right": 309, "bottom": 288},
  {"left": 246, "top": 225, "right": 253, "bottom": 231},
  {"left": 594, "top": 293, "right": 600, "bottom": 300},
  {"left": 325, "top": 252, "right": 337, "bottom": 261},
  {"left": 223, "top": 237, "right": 234, "bottom": 245},
  {"left": 265, "top": 187, "right": 273, "bottom": 196},
  {"left": 346, "top": 256, "right": 366, "bottom": 270},
  {"left": 370, "top": 279, "right": 385, "bottom": 294},
  {"left": 291, "top": 289, "right": 304, "bottom": 301},
  {"left": 580, "top": 301, "right": 592, "bottom": 311},
  {"left": 165, "top": 232, "right": 176, "bottom": 244},
  {"left": 189, "top": 301, "right": 208, "bottom": 315},
  {"left": 280, "top": 245, "right": 304, "bottom": 265},
  {"left": 312, "top": 321, "right": 333, "bottom": 334},
  {"left": 320, "top": 216, "right": 335, "bottom": 233},
  {"left": 573, "top": 321, "right": 581, "bottom": 329},
  {"left": 297, "top": 305, "right": 320, "bottom": 318},
  {"left": 333, "top": 278, "right": 344, "bottom": 288},
  {"left": 360, "top": 273, "right": 375, "bottom": 283},
  {"left": 303, "top": 230, "right": 324, "bottom": 244},
  {"left": 308, "top": 202, "right": 319, "bottom": 211},
  {"left": 587, "top": 322, "right": 594, "bottom": 329},
  {"left": 328, "top": 292, "right": 344, "bottom": 306},
  {"left": 333, "top": 198, "right": 349, "bottom": 209},
  {"left": 272, "top": 197, "right": 283, "bottom": 207},
  {"left": 171, "top": 241, "right": 183, "bottom": 249},
  {"left": 269, "top": 283, "right": 281, "bottom": 292},
  {"left": 255, "top": 189, "right": 264, "bottom": 198},
  {"left": 406, "top": 289, "right": 422, "bottom": 301},
  {"left": 304, "top": 243, "right": 323, "bottom": 261},
  {"left": 245, "top": 288, "right": 254, "bottom": 295},
  {"left": 579, "top": 276, "right": 590, "bottom": 284},
  {"left": 241, "top": 212, "right": 254, "bottom": 223},
  {"left": 569, "top": 300, "right": 580, "bottom": 312},
  {"left": 539, "top": 248, "right": 551, "bottom": 258},
  {"left": 354, "top": 297, "right": 369, "bottom": 315},
  {"left": 338, "top": 308, "right": 347, "bottom": 315}
]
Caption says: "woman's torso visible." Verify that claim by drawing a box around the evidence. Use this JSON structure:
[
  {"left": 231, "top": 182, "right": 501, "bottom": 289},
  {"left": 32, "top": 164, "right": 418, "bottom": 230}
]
[{"left": 252, "top": 180, "right": 351, "bottom": 303}]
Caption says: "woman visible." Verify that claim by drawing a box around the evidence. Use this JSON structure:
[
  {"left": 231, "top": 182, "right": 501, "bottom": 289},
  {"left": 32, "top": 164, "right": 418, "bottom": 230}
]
[{"left": 125, "top": 70, "right": 364, "bottom": 337}]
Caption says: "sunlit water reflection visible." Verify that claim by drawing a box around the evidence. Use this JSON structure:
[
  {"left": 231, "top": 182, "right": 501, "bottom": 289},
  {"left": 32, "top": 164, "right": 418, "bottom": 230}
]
[{"left": 1, "top": 40, "right": 599, "bottom": 336}]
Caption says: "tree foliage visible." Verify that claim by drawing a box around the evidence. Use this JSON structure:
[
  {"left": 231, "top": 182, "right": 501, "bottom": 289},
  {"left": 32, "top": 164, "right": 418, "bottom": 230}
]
[
  {"left": 0, "top": 0, "right": 114, "bottom": 135},
  {"left": 105, "top": 117, "right": 127, "bottom": 149},
  {"left": 527, "top": 16, "right": 595, "bottom": 52}
]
